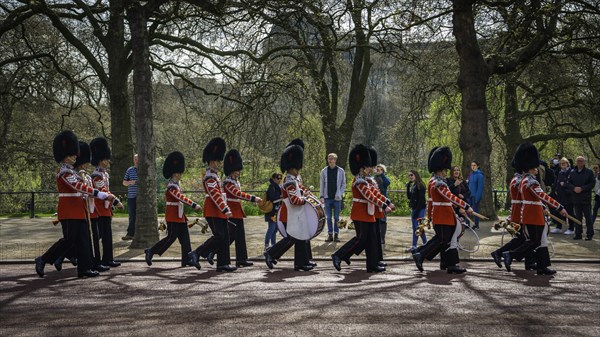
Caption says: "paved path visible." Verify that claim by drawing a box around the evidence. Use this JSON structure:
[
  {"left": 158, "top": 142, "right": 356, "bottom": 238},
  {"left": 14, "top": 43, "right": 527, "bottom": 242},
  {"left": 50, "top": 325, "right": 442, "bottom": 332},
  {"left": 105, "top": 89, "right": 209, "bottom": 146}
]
[
  {"left": 1, "top": 262, "right": 599, "bottom": 337},
  {"left": 0, "top": 216, "right": 598, "bottom": 261}
]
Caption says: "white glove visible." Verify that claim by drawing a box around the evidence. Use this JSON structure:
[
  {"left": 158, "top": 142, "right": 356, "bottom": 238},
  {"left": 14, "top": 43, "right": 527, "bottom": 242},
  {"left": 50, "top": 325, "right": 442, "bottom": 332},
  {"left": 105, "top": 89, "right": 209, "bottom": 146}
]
[{"left": 97, "top": 191, "right": 109, "bottom": 200}]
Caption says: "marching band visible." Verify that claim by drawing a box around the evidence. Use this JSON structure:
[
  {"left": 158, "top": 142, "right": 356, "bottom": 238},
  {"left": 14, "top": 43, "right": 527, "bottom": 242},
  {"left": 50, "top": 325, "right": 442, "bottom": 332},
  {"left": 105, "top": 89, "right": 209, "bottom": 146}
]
[{"left": 35, "top": 131, "right": 580, "bottom": 278}]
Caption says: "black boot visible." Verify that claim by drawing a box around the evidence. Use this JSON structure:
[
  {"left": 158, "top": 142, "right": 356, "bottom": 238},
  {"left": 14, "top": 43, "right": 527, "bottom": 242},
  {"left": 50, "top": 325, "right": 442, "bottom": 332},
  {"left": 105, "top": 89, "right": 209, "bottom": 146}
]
[
  {"left": 144, "top": 248, "right": 153, "bottom": 266},
  {"left": 216, "top": 265, "right": 237, "bottom": 272},
  {"left": 236, "top": 261, "right": 253, "bottom": 267},
  {"left": 502, "top": 251, "right": 512, "bottom": 272},
  {"left": 367, "top": 266, "right": 385, "bottom": 273},
  {"left": 93, "top": 264, "right": 110, "bottom": 272},
  {"left": 35, "top": 256, "right": 45, "bottom": 278},
  {"left": 206, "top": 251, "right": 215, "bottom": 265},
  {"left": 53, "top": 257, "right": 64, "bottom": 271},
  {"left": 325, "top": 234, "right": 333, "bottom": 242},
  {"left": 77, "top": 269, "right": 100, "bottom": 278},
  {"left": 332, "top": 254, "right": 342, "bottom": 271},
  {"left": 412, "top": 252, "right": 424, "bottom": 272},
  {"left": 187, "top": 251, "right": 201, "bottom": 270},
  {"left": 525, "top": 263, "right": 537, "bottom": 271},
  {"left": 334, "top": 234, "right": 340, "bottom": 242},
  {"left": 103, "top": 261, "right": 121, "bottom": 267},
  {"left": 491, "top": 251, "right": 502, "bottom": 268},
  {"left": 537, "top": 267, "right": 556, "bottom": 275},
  {"left": 447, "top": 265, "right": 467, "bottom": 274},
  {"left": 264, "top": 251, "right": 275, "bottom": 269}
]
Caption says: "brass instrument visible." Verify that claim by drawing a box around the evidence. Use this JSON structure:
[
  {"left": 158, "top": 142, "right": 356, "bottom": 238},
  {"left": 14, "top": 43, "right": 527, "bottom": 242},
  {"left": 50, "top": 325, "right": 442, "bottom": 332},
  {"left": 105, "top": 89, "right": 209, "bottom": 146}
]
[
  {"left": 493, "top": 220, "right": 521, "bottom": 236},
  {"left": 188, "top": 218, "right": 209, "bottom": 234},
  {"left": 338, "top": 219, "right": 355, "bottom": 230},
  {"left": 415, "top": 217, "right": 432, "bottom": 237},
  {"left": 51, "top": 213, "right": 59, "bottom": 226},
  {"left": 158, "top": 220, "right": 167, "bottom": 232}
]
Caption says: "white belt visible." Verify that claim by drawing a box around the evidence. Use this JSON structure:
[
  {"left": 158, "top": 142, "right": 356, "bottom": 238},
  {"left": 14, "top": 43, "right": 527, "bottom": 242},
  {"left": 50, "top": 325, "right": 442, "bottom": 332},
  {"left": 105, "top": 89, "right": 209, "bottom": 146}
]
[
  {"left": 59, "top": 193, "right": 82, "bottom": 197},
  {"left": 432, "top": 202, "right": 452, "bottom": 206},
  {"left": 352, "top": 198, "right": 368, "bottom": 203},
  {"left": 353, "top": 198, "right": 375, "bottom": 215},
  {"left": 166, "top": 201, "right": 184, "bottom": 218},
  {"left": 228, "top": 198, "right": 241, "bottom": 203},
  {"left": 272, "top": 198, "right": 282, "bottom": 203},
  {"left": 511, "top": 200, "right": 522, "bottom": 204},
  {"left": 521, "top": 200, "right": 542, "bottom": 206}
]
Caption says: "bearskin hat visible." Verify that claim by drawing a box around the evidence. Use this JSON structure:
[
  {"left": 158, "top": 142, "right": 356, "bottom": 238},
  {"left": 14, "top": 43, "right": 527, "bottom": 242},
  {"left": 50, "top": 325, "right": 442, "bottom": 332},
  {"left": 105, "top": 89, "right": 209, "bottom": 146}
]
[
  {"left": 202, "top": 137, "right": 226, "bottom": 164},
  {"left": 52, "top": 130, "right": 79, "bottom": 163},
  {"left": 514, "top": 142, "right": 540, "bottom": 171},
  {"left": 74, "top": 141, "right": 91, "bottom": 168},
  {"left": 349, "top": 144, "right": 372, "bottom": 176},
  {"left": 224, "top": 149, "right": 243, "bottom": 176},
  {"left": 368, "top": 146, "right": 378, "bottom": 167},
  {"left": 90, "top": 137, "right": 111, "bottom": 166},
  {"left": 280, "top": 145, "right": 303, "bottom": 172},
  {"left": 428, "top": 147, "right": 452, "bottom": 173},
  {"left": 426, "top": 146, "right": 439, "bottom": 173},
  {"left": 287, "top": 138, "right": 305, "bottom": 150},
  {"left": 163, "top": 151, "right": 185, "bottom": 179}
]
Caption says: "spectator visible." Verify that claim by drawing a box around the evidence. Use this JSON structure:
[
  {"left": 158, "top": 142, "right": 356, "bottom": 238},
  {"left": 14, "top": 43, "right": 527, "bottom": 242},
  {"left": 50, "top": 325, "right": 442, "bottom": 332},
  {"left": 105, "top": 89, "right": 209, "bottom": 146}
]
[
  {"left": 467, "top": 161, "right": 484, "bottom": 229},
  {"left": 565, "top": 156, "right": 595, "bottom": 240},
  {"left": 374, "top": 164, "right": 391, "bottom": 245},
  {"left": 264, "top": 173, "right": 282, "bottom": 251},
  {"left": 592, "top": 164, "right": 600, "bottom": 226},
  {"left": 121, "top": 154, "right": 138, "bottom": 240},
  {"left": 551, "top": 153, "right": 562, "bottom": 176},
  {"left": 406, "top": 170, "right": 427, "bottom": 251},
  {"left": 446, "top": 166, "right": 471, "bottom": 203},
  {"left": 319, "top": 153, "right": 346, "bottom": 242},
  {"left": 550, "top": 157, "right": 574, "bottom": 234}
]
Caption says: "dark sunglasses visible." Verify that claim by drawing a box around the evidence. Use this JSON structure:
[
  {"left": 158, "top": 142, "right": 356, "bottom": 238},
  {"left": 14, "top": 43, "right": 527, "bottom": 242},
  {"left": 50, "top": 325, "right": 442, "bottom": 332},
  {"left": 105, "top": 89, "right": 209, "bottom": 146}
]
[{"left": 408, "top": 173, "right": 414, "bottom": 177}]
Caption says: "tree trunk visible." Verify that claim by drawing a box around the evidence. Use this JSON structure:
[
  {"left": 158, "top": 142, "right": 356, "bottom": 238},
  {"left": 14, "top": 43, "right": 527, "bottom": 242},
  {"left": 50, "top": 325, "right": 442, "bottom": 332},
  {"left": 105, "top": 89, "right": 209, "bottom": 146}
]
[
  {"left": 502, "top": 75, "right": 524, "bottom": 208},
  {"left": 127, "top": 1, "right": 158, "bottom": 247},
  {"left": 452, "top": 0, "right": 496, "bottom": 219},
  {"left": 106, "top": 0, "right": 133, "bottom": 194}
]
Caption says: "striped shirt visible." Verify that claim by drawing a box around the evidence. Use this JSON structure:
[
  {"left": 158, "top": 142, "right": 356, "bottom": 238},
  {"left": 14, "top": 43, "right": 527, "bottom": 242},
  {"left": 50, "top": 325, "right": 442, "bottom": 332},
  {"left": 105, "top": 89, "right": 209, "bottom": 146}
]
[{"left": 123, "top": 166, "right": 138, "bottom": 198}]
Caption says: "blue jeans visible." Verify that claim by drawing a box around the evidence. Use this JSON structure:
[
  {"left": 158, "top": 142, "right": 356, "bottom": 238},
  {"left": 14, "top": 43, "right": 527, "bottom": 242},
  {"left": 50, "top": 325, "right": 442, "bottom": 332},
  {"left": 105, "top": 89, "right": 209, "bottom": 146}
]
[
  {"left": 127, "top": 198, "right": 136, "bottom": 236},
  {"left": 468, "top": 196, "right": 480, "bottom": 226},
  {"left": 411, "top": 208, "right": 427, "bottom": 247},
  {"left": 265, "top": 220, "right": 277, "bottom": 246},
  {"left": 324, "top": 198, "right": 341, "bottom": 234}
]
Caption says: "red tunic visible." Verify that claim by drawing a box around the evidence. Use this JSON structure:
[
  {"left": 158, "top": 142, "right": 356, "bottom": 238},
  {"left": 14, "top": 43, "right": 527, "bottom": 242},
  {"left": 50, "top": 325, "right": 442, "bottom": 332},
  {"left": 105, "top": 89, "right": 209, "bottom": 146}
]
[
  {"left": 92, "top": 167, "right": 113, "bottom": 217},
  {"left": 279, "top": 173, "right": 306, "bottom": 223},
  {"left": 56, "top": 164, "right": 97, "bottom": 220},
  {"left": 508, "top": 173, "right": 523, "bottom": 224},
  {"left": 429, "top": 176, "right": 469, "bottom": 226},
  {"left": 202, "top": 168, "right": 229, "bottom": 219},
  {"left": 520, "top": 174, "right": 563, "bottom": 226},
  {"left": 367, "top": 176, "right": 390, "bottom": 219},
  {"left": 165, "top": 180, "right": 198, "bottom": 223},
  {"left": 350, "top": 176, "right": 387, "bottom": 223},
  {"left": 223, "top": 177, "right": 256, "bottom": 219}
]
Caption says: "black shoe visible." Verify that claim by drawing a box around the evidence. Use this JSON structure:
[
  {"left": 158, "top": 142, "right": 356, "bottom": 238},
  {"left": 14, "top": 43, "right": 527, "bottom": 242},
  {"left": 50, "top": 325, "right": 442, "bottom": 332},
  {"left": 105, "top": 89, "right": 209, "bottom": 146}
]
[
  {"left": 66, "top": 257, "right": 77, "bottom": 266},
  {"left": 378, "top": 261, "right": 387, "bottom": 267},
  {"left": 35, "top": 256, "right": 45, "bottom": 278},
  {"left": 332, "top": 255, "right": 342, "bottom": 271},
  {"left": 308, "top": 261, "right": 317, "bottom": 267},
  {"left": 236, "top": 261, "right": 254, "bottom": 267},
  {"left": 216, "top": 265, "right": 237, "bottom": 272},
  {"left": 367, "top": 266, "right": 385, "bottom": 273},
  {"left": 447, "top": 265, "right": 467, "bottom": 274},
  {"left": 294, "top": 265, "right": 314, "bottom": 271},
  {"left": 53, "top": 257, "right": 64, "bottom": 271},
  {"left": 325, "top": 234, "right": 333, "bottom": 242},
  {"left": 264, "top": 252, "right": 275, "bottom": 269},
  {"left": 144, "top": 248, "right": 153, "bottom": 266},
  {"left": 412, "top": 252, "right": 424, "bottom": 272},
  {"left": 77, "top": 269, "right": 100, "bottom": 278},
  {"left": 334, "top": 234, "right": 340, "bottom": 242},
  {"left": 502, "top": 251, "right": 512, "bottom": 272},
  {"left": 188, "top": 251, "right": 201, "bottom": 270},
  {"left": 585, "top": 236, "right": 593, "bottom": 241},
  {"left": 93, "top": 264, "right": 110, "bottom": 272},
  {"left": 472, "top": 225, "right": 479, "bottom": 230},
  {"left": 103, "top": 261, "right": 121, "bottom": 267},
  {"left": 525, "top": 263, "right": 537, "bottom": 271},
  {"left": 343, "top": 257, "right": 351, "bottom": 265},
  {"left": 206, "top": 252, "right": 215, "bottom": 265},
  {"left": 181, "top": 260, "right": 195, "bottom": 267},
  {"left": 537, "top": 267, "right": 556, "bottom": 275},
  {"left": 440, "top": 263, "right": 447, "bottom": 271},
  {"left": 573, "top": 236, "right": 582, "bottom": 240},
  {"left": 491, "top": 251, "right": 502, "bottom": 268}
]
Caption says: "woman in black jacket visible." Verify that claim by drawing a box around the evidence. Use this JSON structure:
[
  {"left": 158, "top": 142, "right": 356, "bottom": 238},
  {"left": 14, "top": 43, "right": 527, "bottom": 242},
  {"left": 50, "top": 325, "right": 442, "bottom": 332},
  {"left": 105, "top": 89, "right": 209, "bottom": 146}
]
[
  {"left": 406, "top": 170, "right": 427, "bottom": 251},
  {"left": 264, "top": 173, "right": 282, "bottom": 250},
  {"left": 550, "top": 158, "right": 574, "bottom": 234},
  {"left": 446, "top": 166, "right": 471, "bottom": 202}
]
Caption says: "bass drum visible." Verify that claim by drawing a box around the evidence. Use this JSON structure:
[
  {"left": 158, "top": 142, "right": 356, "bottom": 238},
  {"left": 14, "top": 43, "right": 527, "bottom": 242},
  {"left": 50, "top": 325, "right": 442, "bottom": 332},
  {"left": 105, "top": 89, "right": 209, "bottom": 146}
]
[{"left": 277, "top": 195, "right": 325, "bottom": 240}]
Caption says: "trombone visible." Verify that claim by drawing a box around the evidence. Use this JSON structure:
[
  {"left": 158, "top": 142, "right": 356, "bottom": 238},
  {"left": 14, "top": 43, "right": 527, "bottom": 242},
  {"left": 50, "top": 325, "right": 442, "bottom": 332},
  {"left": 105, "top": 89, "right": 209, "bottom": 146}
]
[{"left": 493, "top": 220, "right": 521, "bottom": 236}]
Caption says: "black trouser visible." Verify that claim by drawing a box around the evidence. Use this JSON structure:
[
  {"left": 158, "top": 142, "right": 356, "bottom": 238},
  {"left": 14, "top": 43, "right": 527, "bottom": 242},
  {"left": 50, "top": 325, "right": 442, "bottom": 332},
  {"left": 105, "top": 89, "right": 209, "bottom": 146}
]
[
  {"left": 375, "top": 218, "right": 384, "bottom": 262},
  {"left": 380, "top": 219, "right": 387, "bottom": 245},
  {"left": 333, "top": 221, "right": 378, "bottom": 270},
  {"left": 228, "top": 218, "right": 248, "bottom": 263},
  {"left": 417, "top": 224, "right": 459, "bottom": 267},
  {"left": 96, "top": 216, "right": 114, "bottom": 263},
  {"left": 126, "top": 197, "right": 136, "bottom": 236},
  {"left": 194, "top": 217, "right": 231, "bottom": 266},
  {"left": 150, "top": 222, "right": 192, "bottom": 263},
  {"left": 510, "top": 224, "right": 550, "bottom": 269},
  {"left": 268, "top": 222, "right": 309, "bottom": 266},
  {"left": 41, "top": 219, "right": 93, "bottom": 272},
  {"left": 592, "top": 196, "right": 600, "bottom": 226},
  {"left": 60, "top": 222, "right": 77, "bottom": 262},
  {"left": 552, "top": 203, "right": 574, "bottom": 230},
  {"left": 91, "top": 218, "right": 102, "bottom": 266},
  {"left": 493, "top": 227, "right": 535, "bottom": 266},
  {"left": 573, "top": 203, "right": 594, "bottom": 238}
]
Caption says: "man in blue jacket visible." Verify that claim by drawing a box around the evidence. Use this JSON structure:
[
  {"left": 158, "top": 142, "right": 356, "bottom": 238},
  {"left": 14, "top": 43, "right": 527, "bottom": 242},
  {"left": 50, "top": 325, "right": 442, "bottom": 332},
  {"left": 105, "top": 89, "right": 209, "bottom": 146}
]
[
  {"left": 468, "top": 161, "right": 484, "bottom": 229},
  {"left": 319, "top": 153, "right": 346, "bottom": 242}
]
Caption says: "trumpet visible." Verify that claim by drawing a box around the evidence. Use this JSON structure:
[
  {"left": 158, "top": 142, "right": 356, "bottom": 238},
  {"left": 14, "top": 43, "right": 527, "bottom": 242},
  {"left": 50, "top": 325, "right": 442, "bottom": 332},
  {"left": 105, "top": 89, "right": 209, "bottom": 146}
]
[
  {"left": 188, "top": 218, "right": 209, "bottom": 234},
  {"left": 415, "top": 218, "right": 432, "bottom": 237},
  {"left": 158, "top": 220, "right": 167, "bottom": 232},
  {"left": 493, "top": 220, "right": 521, "bottom": 235}
]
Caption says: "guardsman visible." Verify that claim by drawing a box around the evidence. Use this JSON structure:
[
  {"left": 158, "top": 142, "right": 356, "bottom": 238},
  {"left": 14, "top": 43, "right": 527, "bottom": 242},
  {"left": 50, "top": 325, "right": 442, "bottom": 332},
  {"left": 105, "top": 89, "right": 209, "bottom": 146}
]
[
  {"left": 411, "top": 147, "right": 473, "bottom": 274},
  {"left": 90, "top": 137, "right": 123, "bottom": 268},
  {"left": 145, "top": 152, "right": 201, "bottom": 267},
  {"left": 189, "top": 138, "right": 237, "bottom": 272},
  {"left": 332, "top": 144, "right": 392, "bottom": 273},
  {"left": 490, "top": 144, "right": 536, "bottom": 271},
  {"left": 35, "top": 131, "right": 114, "bottom": 278},
  {"left": 263, "top": 143, "right": 314, "bottom": 271},
  {"left": 503, "top": 142, "right": 568, "bottom": 275}
]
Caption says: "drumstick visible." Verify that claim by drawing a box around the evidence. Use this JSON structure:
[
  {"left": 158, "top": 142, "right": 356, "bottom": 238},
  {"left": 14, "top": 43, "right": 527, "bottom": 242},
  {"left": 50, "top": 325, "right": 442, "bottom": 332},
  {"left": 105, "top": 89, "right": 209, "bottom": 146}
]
[
  {"left": 472, "top": 212, "right": 489, "bottom": 220},
  {"left": 227, "top": 220, "right": 238, "bottom": 227},
  {"left": 548, "top": 213, "right": 567, "bottom": 226},
  {"left": 566, "top": 214, "right": 582, "bottom": 225}
]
